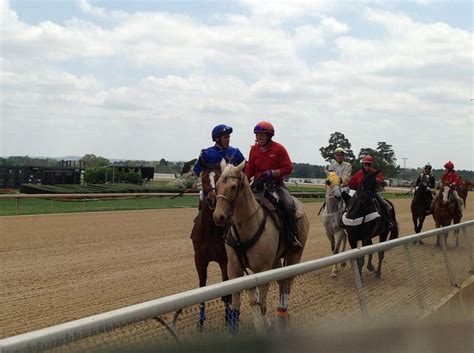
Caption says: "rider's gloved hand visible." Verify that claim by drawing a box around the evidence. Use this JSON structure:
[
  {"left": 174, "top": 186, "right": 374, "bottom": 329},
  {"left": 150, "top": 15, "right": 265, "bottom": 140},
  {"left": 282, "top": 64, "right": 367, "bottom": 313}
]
[{"left": 261, "top": 170, "right": 273, "bottom": 179}]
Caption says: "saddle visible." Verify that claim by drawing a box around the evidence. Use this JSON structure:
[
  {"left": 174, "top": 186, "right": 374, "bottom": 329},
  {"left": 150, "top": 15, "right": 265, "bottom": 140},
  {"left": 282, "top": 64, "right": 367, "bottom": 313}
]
[{"left": 251, "top": 183, "right": 304, "bottom": 231}]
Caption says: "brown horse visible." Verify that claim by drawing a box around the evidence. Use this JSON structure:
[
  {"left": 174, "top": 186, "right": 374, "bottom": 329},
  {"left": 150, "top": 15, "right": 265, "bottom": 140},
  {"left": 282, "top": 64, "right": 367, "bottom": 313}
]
[
  {"left": 433, "top": 185, "right": 462, "bottom": 246},
  {"left": 457, "top": 179, "right": 470, "bottom": 208},
  {"left": 190, "top": 167, "right": 230, "bottom": 329},
  {"left": 213, "top": 160, "right": 309, "bottom": 333}
]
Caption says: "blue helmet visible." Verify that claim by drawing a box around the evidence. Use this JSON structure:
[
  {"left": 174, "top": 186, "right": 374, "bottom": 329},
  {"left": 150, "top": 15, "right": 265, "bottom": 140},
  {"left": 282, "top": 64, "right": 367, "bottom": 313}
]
[{"left": 211, "top": 124, "right": 233, "bottom": 141}]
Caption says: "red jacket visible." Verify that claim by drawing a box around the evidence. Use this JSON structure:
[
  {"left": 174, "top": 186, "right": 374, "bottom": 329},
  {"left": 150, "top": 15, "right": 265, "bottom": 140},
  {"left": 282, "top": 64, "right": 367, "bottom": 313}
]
[
  {"left": 244, "top": 141, "right": 293, "bottom": 182},
  {"left": 347, "top": 168, "right": 384, "bottom": 191},
  {"left": 441, "top": 170, "right": 461, "bottom": 188}
]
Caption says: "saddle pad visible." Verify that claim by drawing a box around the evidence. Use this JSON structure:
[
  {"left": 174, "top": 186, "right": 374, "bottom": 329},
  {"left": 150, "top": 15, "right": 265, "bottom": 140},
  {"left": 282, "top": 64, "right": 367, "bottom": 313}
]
[{"left": 342, "top": 211, "right": 380, "bottom": 226}]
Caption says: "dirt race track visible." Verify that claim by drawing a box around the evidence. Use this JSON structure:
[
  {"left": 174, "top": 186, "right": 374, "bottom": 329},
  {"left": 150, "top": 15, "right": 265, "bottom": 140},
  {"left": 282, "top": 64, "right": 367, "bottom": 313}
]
[{"left": 1, "top": 196, "right": 473, "bottom": 339}]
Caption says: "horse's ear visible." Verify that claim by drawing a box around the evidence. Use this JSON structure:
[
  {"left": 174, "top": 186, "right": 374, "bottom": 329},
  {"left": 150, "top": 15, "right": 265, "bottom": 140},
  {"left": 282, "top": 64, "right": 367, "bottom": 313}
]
[
  {"left": 236, "top": 160, "right": 246, "bottom": 172},
  {"left": 220, "top": 159, "right": 227, "bottom": 172}
]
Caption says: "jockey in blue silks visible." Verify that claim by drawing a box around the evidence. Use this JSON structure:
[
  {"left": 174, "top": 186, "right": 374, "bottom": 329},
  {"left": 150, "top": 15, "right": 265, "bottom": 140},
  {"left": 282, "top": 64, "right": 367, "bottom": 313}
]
[{"left": 193, "top": 124, "right": 245, "bottom": 176}]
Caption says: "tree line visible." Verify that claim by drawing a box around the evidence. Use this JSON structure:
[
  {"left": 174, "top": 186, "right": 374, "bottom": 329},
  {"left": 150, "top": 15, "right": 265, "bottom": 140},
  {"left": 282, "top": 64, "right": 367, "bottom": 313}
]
[{"left": 2, "top": 134, "right": 473, "bottom": 183}]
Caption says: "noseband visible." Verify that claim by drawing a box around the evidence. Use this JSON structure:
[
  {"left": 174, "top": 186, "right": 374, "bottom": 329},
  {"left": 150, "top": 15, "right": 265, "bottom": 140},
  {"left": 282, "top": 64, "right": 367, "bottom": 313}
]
[{"left": 216, "top": 174, "right": 244, "bottom": 206}]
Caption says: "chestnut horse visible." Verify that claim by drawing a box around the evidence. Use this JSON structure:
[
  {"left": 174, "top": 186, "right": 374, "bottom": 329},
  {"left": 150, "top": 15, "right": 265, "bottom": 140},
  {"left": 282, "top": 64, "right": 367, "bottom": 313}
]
[
  {"left": 190, "top": 167, "right": 230, "bottom": 329},
  {"left": 213, "top": 160, "right": 309, "bottom": 333},
  {"left": 433, "top": 185, "right": 462, "bottom": 246}
]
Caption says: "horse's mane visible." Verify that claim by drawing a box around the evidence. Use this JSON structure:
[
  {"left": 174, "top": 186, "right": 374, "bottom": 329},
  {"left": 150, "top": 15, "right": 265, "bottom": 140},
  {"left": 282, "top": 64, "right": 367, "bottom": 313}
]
[{"left": 220, "top": 164, "right": 237, "bottom": 180}]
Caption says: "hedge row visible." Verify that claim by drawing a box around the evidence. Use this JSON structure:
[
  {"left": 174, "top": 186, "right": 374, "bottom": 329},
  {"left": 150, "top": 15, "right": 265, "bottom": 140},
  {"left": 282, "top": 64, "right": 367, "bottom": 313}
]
[{"left": 19, "top": 183, "right": 185, "bottom": 194}]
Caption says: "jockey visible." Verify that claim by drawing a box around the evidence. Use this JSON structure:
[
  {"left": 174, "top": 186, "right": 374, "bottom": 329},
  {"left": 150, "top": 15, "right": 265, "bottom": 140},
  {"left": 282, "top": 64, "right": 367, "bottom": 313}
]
[
  {"left": 193, "top": 124, "right": 245, "bottom": 204},
  {"left": 347, "top": 155, "right": 392, "bottom": 227},
  {"left": 244, "top": 121, "right": 302, "bottom": 252},
  {"left": 415, "top": 164, "right": 436, "bottom": 190},
  {"left": 328, "top": 147, "right": 352, "bottom": 200},
  {"left": 433, "top": 161, "right": 463, "bottom": 216}
]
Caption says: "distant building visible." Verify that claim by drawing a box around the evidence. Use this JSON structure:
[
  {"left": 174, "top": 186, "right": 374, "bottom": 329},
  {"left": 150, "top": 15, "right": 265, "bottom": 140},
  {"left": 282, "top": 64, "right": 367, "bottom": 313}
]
[{"left": 0, "top": 165, "right": 82, "bottom": 188}]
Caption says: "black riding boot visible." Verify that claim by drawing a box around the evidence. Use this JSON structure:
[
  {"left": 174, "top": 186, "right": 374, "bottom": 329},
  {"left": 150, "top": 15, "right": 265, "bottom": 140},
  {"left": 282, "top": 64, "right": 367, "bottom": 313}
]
[{"left": 285, "top": 213, "right": 302, "bottom": 252}]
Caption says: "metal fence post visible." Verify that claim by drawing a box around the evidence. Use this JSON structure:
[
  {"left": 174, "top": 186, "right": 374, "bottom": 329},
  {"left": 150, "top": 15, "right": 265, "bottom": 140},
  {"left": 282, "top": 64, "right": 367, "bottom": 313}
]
[
  {"left": 403, "top": 244, "right": 425, "bottom": 311},
  {"left": 350, "top": 258, "right": 369, "bottom": 320},
  {"left": 461, "top": 226, "right": 474, "bottom": 274},
  {"left": 439, "top": 230, "right": 458, "bottom": 287}
]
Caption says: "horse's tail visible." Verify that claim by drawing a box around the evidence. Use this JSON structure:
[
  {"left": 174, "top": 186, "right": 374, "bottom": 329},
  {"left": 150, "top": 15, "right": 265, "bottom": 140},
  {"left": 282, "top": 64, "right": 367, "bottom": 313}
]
[{"left": 387, "top": 199, "right": 399, "bottom": 240}]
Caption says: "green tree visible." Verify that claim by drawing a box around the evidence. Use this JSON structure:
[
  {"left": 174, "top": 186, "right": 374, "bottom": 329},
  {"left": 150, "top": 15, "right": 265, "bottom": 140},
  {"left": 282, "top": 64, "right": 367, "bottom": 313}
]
[
  {"left": 354, "top": 143, "right": 398, "bottom": 177},
  {"left": 319, "top": 132, "right": 356, "bottom": 164},
  {"left": 80, "top": 154, "right": 110, "bottom": 168},
  {"left": 376, "top": 142, "right": 398, "bottom": 177}
]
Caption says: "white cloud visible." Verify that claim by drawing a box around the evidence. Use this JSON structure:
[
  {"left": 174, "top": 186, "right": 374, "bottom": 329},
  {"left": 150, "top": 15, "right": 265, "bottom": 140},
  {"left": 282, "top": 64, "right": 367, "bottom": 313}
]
[{"left": 0, "top": 1, "right": 472, "bottom": 169}]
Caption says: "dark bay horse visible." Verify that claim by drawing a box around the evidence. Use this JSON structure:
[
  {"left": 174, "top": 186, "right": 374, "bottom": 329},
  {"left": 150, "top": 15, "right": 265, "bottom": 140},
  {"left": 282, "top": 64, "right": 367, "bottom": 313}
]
[
  {"left": 433, "top": 185, "right": 462, "bottom": 246},
  {"left": 342, "top": 171, "right": 398, "bottom": 278},
  {"left": 213, "top": 160, "right": 309, "bottom": 333},
  {"left": 190, "top": 167, "right": 230, "bottom": 329},
  {"left": 411, "top": 184, "right": 434, "bottom": 243},
  {"left": 457, "top": 179, "right": 470, "bottom": 208}
]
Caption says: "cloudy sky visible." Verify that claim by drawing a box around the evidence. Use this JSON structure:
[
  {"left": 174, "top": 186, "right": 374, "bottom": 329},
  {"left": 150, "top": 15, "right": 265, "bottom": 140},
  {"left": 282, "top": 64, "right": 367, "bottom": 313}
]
[{"left": 1, "top": 0, "right": 472, "bottom": 170}]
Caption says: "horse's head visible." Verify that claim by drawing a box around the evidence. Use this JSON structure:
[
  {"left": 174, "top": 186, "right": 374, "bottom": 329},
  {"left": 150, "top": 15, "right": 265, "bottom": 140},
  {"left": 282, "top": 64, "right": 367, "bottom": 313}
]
[
  {"left": 200, "top": 167, "right": 221, "bottom": 210},
  {"left": 441, "top": 185, "right": 452, "bottom": 204},
  {"left": 355, "top": 170, "right": 380, "bottom": 206},
  {"left": 325, "top": 170, "right": 342, "bottom": 198},
  {"left": 213, "top": 160, "right": 246, "bottom": 226}
]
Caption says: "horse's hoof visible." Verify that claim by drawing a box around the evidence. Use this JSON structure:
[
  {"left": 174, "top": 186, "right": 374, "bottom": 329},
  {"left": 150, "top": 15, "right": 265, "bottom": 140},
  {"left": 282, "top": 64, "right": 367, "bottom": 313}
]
[
  {"left": 367, "top": 264, "right": 375, "bottom": 272},
  {"left": 419, "top": 240, "right": 424, "bottom": 245},
  {"left": 341, "top": 262, "right": 347, "bottom": 268},
  {"left": 274, "top": 307, "right": 289, "bottom": 331},
  {"left": 374, "top": 271, "right": 381, "bottom": 278},
  {"left": 197, "top": 320, "right": 205, "bottom": 331}
]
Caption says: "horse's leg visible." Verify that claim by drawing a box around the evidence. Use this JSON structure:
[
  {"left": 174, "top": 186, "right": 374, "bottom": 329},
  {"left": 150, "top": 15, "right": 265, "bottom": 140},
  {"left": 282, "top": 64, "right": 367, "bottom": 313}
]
[
  {"left": 218, "top": 260, "right": 232, "bottom": 324},
  {"left": 340, "top": 230, "right": 348, "bottom": 268},
  {"left": 348, "top": 234, "right": 364, "bottom": 278},
  {"left": 194, "top": 256, "right": 209, "bottom": 330},
  {"left": 366, "top": 238, "right": 375, "bottom": 272},
  {"left": 375, "top": 231, "right": 389, "bottom": 278},
  {"left": 325, "top": 228, "right": 338, "bottom": 277},
  {"left": 227, "top": 256, "right": 243, "bottom": 334},
  {"left": 331, "top": 229, "right": 346, "bottom": 276},
  {"left": 417, "top": 214, "right": 425, "bottom": 244}
]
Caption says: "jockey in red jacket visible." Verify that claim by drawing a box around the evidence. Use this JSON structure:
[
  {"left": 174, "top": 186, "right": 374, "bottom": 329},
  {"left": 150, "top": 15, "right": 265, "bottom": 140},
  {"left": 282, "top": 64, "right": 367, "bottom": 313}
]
[
  {"left": 433, "top": 161, "right": 463, "bottom": 216},
  {"left": 244, "top": 121, "right": 302, "bottom": 252},
  {"left": 347, "top": 155, "right": 385, "bottom": 191}
]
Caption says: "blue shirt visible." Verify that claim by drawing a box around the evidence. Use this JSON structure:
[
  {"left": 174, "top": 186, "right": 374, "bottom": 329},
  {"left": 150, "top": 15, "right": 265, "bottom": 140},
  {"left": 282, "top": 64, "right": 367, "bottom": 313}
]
[{"left": 193, "top": 145, "right": 245, "bottom": 175}]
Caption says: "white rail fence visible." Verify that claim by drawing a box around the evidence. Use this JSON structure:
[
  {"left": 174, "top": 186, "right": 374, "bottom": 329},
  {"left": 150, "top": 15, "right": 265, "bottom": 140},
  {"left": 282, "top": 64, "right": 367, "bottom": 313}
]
[{"left": 1, "top": 221, "right": 473, "bottom": 352}]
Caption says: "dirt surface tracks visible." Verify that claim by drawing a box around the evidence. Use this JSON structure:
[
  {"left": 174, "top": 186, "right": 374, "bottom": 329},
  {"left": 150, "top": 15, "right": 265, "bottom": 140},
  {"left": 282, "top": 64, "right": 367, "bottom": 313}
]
[{"left": 1, "top": 197, "right": 473, "bottom": 338}]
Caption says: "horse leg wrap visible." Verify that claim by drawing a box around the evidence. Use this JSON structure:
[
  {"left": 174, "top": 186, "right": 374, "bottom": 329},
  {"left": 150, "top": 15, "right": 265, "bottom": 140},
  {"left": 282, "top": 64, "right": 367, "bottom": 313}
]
[
  {"left": 198, "top": 304, "right": 206, "bottom": 323},
  {"left": 227, "top": 309, "right": 240, "bottom": 334}
]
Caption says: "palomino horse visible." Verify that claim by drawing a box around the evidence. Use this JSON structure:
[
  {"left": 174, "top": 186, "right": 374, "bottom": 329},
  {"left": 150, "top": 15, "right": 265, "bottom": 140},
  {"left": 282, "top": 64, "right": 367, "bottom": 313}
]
[
  {"left": 342, "top": 171, "right": 399, "bottom": 278},
  {"left": 213, "top": 160, "right": 309, "bottom": 333},
  {"left": 321, "top": 171, "right": 347, "bottom": 277},
  {"left": 190, "top": 167, "right": 230, "bottom": 329},
  {"left": 433, "top": 185, "right": 462, "bottom": 247},
  {"left": 411, "top": 184, "right": 434, "bottom": 243}
]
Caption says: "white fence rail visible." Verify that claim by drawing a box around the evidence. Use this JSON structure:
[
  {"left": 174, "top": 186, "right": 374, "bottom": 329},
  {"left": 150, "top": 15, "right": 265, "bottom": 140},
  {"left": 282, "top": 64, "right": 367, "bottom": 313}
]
[{"left": 1, "top": 221, "right": 473, "bottom": 352}]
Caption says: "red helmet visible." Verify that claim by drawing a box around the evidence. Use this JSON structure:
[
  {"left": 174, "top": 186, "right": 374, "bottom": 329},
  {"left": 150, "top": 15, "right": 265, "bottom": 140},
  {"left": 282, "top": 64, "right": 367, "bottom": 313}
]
[
  {"left": 361, "top": 155, "right": 374, "bottom": 165},
  {"left": 254, "top": 121, "right": 275, "bottom": 137},
  {"left": 444, "top": 161, "right": 454, "bottom": 170}
]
